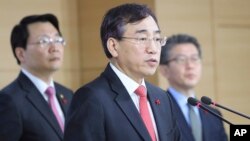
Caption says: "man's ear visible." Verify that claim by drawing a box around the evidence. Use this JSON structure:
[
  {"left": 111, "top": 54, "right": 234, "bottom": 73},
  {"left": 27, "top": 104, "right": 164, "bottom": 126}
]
[
  {"left": 15, "top": 47, "right": 25, "bottom": 63},
  {"left": 107, "top": 37, "right": 119, "bottom": 57}
]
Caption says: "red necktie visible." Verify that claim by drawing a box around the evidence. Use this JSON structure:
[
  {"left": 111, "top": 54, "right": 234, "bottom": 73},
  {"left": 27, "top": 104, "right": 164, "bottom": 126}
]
[
  {"left": 45, "top": 86, "right": 64, "bottom": 132},
  {"left": 135, "top": 85, "right": 156, "bottom": 141}
]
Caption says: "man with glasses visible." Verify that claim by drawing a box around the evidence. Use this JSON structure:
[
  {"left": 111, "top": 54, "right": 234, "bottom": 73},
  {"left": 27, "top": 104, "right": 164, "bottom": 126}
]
[
  {"left": 64, "top": 3, "right": 180, "bottom": 141},
  {"left": 0, "top": 13, "right": 73, "bottom": 141},
  {"left": 159, "top": 34, "right": 228, "bottom": 141}
]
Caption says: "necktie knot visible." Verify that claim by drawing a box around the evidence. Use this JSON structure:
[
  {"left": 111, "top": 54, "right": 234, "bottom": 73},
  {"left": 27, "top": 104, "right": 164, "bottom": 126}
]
[
  {"left": 45, "top": 86, "right": 55, "bottom": 97},
  {"left": 135, "top": 85, "right": 147, "bottom": 97}
]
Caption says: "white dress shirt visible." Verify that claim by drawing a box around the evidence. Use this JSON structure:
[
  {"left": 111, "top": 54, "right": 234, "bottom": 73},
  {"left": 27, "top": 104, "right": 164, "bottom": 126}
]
[
  {"left": 21, "top": 68, "right": 65, "bottom": 123},
  {"left": 110, "top": 63, "right": 159, "bottom": 141}
]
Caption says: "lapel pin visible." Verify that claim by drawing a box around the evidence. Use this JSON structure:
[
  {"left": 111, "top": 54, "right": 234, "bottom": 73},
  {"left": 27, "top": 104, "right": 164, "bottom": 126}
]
[
  {"left": 60, "top": 94, "right": 68, "bottom": 105},
  {"left": 155, "top": 99, "right": 160, "bottom": 105}
]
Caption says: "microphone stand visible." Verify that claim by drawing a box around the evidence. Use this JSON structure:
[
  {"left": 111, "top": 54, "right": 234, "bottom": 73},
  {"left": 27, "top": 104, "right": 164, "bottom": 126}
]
[
  {"left": 201, "top": 96, "right": 250, "bottom": 120},
  {"left": 213, "top": 103, "right": 250, "bottom": 120},
  {"left": 188, "top": 97, "right": 234, "bottom": 125},
  {"left": 197, "top": 103, "right": 233, "bottom": 125}
]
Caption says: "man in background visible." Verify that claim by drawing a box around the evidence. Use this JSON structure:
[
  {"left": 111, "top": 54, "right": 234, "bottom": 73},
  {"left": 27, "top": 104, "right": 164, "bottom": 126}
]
[
  {"left": 0, "top": 13, "right": 73, "bottom": 141},
  {"left": 159, "top": 33, "right": 228, "bottom": 141},
  {"left": 64, "top": 3, "right": 180, "bottom": 141}
]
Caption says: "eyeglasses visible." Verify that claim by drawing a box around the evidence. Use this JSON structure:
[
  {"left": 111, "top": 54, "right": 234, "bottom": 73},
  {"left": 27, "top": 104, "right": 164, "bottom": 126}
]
[
  {"left": 121, "top": 36, "right": 167, "bottom": 46},
  {"left": 28, "top": 35, "right": 66, "bottom": 48},
  {"left": 167, "top": 55, "right": 201, "bottom": 65}
]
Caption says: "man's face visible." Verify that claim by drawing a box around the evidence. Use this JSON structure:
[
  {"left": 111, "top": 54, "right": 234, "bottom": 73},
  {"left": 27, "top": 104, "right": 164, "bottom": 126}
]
[
  {"left": 163, "top": 43, "right": 202, "bottom": 90},
  {"left": 18, "top": 22, "right": 64, "bottom": 75},
  {"left": 113, "top": 16, "right": 162, "bottom": 83}
]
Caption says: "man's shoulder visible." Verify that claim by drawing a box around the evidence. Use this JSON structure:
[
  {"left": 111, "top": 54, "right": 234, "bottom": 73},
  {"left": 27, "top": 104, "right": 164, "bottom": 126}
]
[
  {"left": 54, "top": 82, "right": 74, "bottom": 98},
  {"left": 145, "top": 82, "right": 171, "bottom": 103},
  {"left": 54, "top": 82, "right": 72, "bottom": 92},
  {"left": 0, "top": 78, "right": 26, "bottom": 107},
  {"left": 1, "top": 78, "right": 21, "bottom": 95},
  {"left": 145, "top": 81, "right": 165, "bottom": 93}
]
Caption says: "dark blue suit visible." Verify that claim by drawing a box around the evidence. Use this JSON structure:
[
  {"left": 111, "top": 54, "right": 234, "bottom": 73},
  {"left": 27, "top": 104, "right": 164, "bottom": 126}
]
[
  {"left": 64, "top": 64, "right": 181, "bottom": 141},
  {"left": 167, "top": 90, "right": 228, "bottom": 141},
  {"left": 0, "top": 72, "right": 73, "bottom": 141}
]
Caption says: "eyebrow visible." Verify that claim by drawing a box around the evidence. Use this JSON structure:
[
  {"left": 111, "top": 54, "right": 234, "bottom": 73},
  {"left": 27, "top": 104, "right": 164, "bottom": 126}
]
[
  {"left": 37, "top": 33, "right": 61, "bottom": 38},
  {"left": 171, "top": 54, "right": 200, "bottom": 58},
  {"left": 135, "top": 29, "right": 161, "bottom": 34}
]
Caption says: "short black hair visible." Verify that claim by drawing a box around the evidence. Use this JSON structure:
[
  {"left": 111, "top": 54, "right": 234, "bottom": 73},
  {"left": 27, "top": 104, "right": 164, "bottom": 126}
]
[
  {"left": 10, "top": 13, "right": 61, "bottom": 64},
  {"left": 160, "top": 34, "right": 202, "bottom": 65},
  {"left": 100, "top": 3, "right": 158, "bottom": 58}
]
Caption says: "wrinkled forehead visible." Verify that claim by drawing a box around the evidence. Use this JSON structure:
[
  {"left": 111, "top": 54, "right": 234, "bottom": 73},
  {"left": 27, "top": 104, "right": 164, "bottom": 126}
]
[{"left": 123, "top": 16, "right": 161, "bottom": 36}]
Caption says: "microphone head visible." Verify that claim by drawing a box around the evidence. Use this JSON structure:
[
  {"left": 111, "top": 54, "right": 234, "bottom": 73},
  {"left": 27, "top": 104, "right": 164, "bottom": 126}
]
[
  {"left": 201, "top": 96, "right": 212, "bottom": 105},
  {"left": 187, "top": 97, "right": 199, "bottom": 106}
]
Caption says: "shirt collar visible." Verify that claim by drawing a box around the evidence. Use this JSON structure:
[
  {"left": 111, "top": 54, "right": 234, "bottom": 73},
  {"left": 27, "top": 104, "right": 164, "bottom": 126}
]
[
  {"left": 168, "top": 87, "right": 195, "bottom": 107},
  {"left": 21, "top": 68, "right": 54, "bottom": 94},
  {"left": 109, "top": 63, "right": 146, "bottom": 95}
]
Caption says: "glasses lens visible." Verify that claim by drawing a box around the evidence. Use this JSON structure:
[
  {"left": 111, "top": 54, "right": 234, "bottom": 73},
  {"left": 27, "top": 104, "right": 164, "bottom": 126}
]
[
  {"left": 55, "top": 37, "right": 66, "bottom": 45},
  {"left": 38, "top": 37, "right": 50, "bottom": 47},
  {"left": 38, "top": 36, "right": 66, "bottom": 47},
  {"left": 160, "top": 37, "right": 167, "bottom": 46}
]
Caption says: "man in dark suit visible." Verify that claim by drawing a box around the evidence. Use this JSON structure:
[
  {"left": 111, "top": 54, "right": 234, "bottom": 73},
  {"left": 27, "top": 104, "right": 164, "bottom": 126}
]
[
  {"left": 0, "top": 13, "right": 73, "bottom": 141},
  {"left": 159, "top": 34, "right": 228, "bottom": 141},
  {"left": 64, "top": 3, "right": 180, "bottom": 141}
]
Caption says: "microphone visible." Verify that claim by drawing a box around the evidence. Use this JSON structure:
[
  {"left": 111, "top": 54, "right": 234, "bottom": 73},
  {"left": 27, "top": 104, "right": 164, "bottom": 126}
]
[
  {"left": 201, "top": 96, "right": 250, "bottom": 120},
  {"left": 187, "top": 97, "right": 233, "bottom": 125}
]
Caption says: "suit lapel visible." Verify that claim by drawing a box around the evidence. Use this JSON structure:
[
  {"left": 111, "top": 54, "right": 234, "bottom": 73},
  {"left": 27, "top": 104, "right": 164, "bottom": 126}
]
[
  {"left": 147, "top": 85, "right": 175, "bottom": 140},
  {"left": 103, "top": 65, "right": 151, "bottom": 141},
  {"left": 55, "top": 86, "right": 69, "bottom": 116},
  {"left": 115, "top": 92, "right": 151, "bottom": 141},
  {"left": 18, "top": 72, "right": 63, "bottom": 139},
  {"left": 147, "top": 86, "right": 163, "bottom": 140},
  {"left": 167, "top": 90, "right": 194, "bottom": 141},
  {"left": 199, "top": 108, "right": 209, "bottom": 141}
]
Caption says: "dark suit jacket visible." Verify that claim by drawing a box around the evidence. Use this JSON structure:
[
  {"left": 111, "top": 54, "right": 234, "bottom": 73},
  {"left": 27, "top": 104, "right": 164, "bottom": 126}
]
[
  {"left": 64, "top": 64, "right": 181, "bottom": 141},
  {"left": 167, "top": 90, "right": 228, "bottom": 141},
  {"left": 0, "top": 72, "right": 73, "bottom": 141}
]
